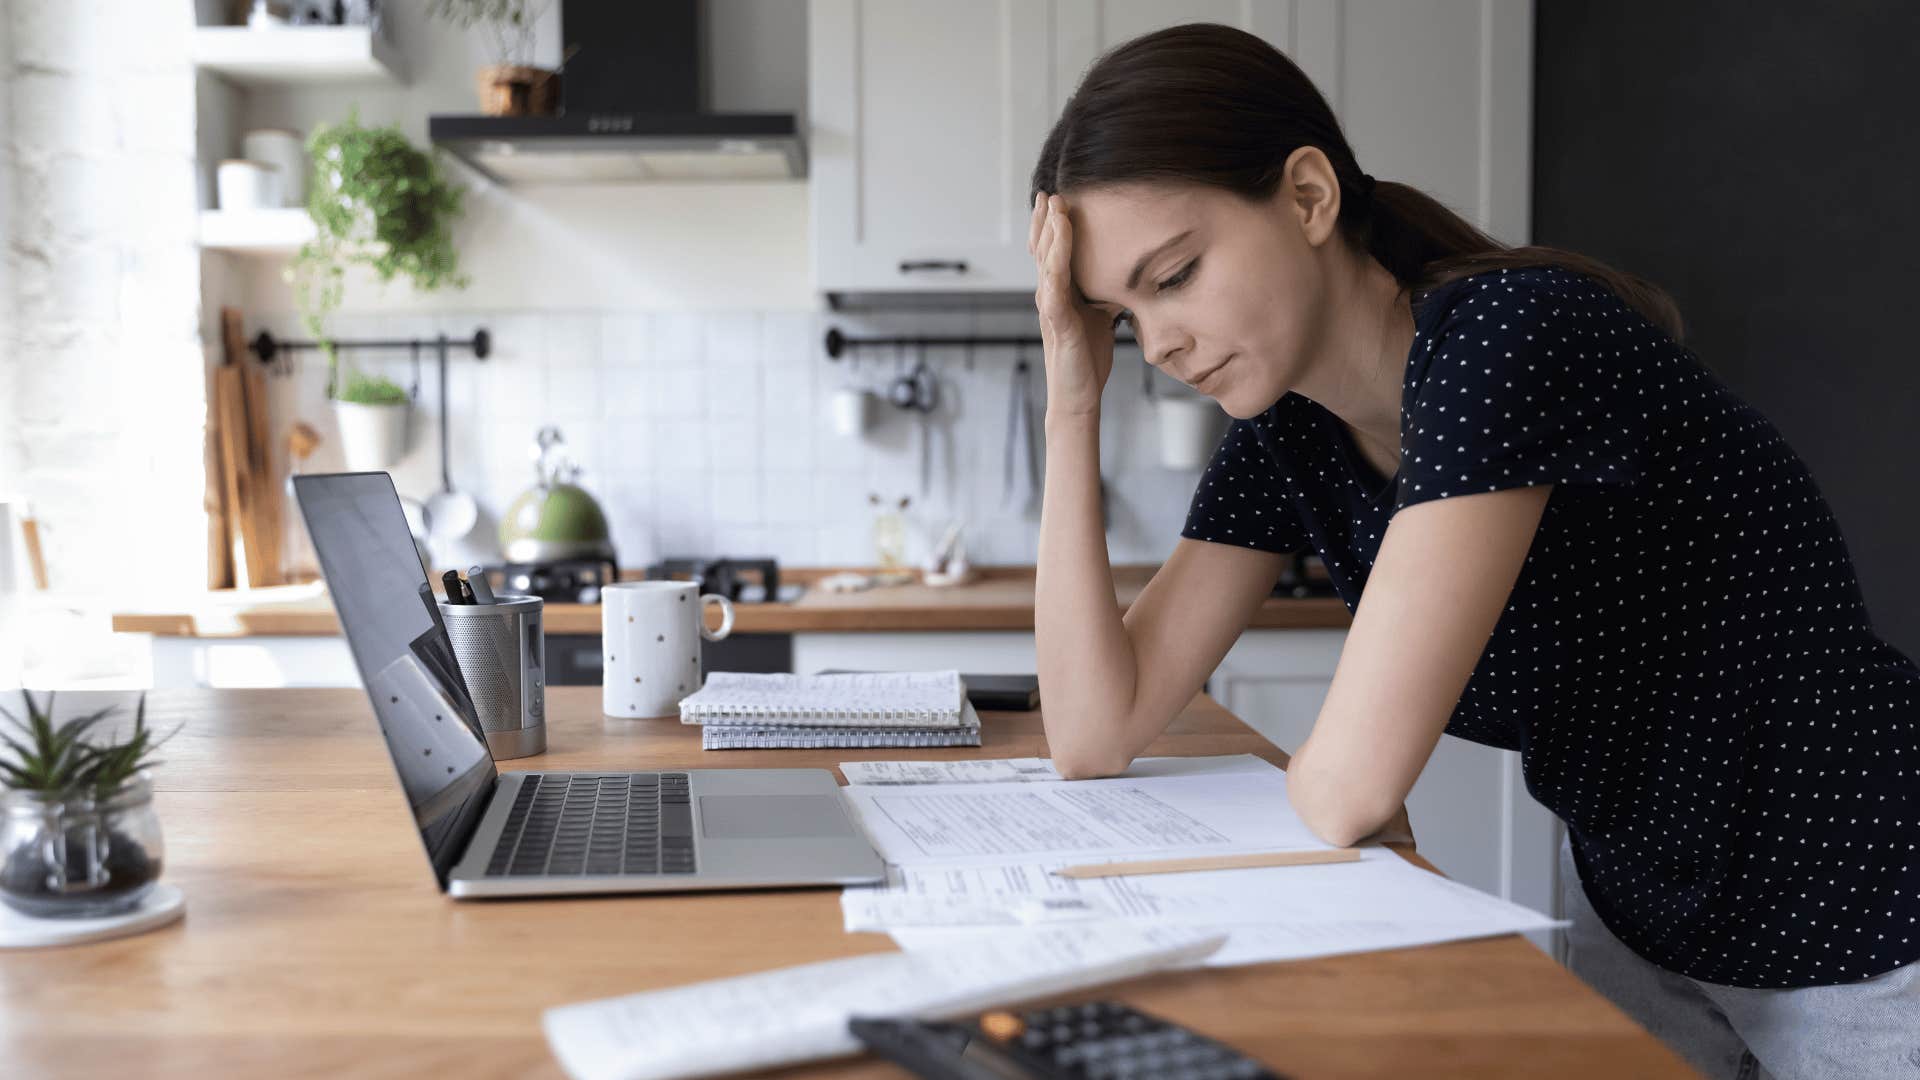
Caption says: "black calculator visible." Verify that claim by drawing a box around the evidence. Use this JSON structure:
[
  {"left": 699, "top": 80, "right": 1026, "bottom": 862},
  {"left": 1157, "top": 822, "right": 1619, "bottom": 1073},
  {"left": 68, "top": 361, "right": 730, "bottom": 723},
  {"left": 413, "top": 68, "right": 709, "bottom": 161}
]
[{"left": 849, "top": 1000, "right": 1286, "bottom": 1080}]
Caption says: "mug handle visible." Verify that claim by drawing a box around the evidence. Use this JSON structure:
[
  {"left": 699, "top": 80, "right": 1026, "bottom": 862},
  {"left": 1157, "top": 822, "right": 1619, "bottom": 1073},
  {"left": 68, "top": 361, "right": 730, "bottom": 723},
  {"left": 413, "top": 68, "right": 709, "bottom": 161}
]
[{"left": 700, "top": 593, "right": 735, "bottom": 641}]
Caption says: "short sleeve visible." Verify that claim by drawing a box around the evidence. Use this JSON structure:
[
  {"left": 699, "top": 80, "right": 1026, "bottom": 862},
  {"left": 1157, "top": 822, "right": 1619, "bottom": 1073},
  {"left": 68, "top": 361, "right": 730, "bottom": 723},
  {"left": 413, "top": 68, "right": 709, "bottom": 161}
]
[
  {"left": 1395, "top": 269, "right": 1661, "bottom": 514},
  {"left": 1180, "top": 416, "right": 1308, "bottom": 553}
]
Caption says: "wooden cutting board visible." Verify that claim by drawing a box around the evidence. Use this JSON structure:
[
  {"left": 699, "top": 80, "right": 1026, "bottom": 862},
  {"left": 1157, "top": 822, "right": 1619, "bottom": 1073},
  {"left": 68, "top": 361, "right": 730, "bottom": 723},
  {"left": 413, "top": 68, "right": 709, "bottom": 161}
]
[{"left": 211, "top": 307, "right": 282, "bottom": 587}]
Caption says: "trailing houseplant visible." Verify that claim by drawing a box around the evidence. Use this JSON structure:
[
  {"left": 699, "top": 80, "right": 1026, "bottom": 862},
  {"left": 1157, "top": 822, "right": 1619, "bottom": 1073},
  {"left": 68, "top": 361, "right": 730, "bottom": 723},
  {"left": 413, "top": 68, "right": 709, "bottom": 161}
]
[
  {"left": 0, "top": 691, "right": 177, "bottom": 918},
  {"left": 288, "top": 110, "right": 467, "bottom": 469},
  {"left": 427, "top": 0, "right": 561, "bottom": 116}
]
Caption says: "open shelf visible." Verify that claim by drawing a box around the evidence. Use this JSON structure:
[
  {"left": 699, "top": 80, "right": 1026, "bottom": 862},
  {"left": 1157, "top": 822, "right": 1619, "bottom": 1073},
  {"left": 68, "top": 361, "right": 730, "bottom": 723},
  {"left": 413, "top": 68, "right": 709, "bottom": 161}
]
[
  {"left": 198, "top": 208, "right": 315, "bottom": 255},
  {"left": 192, "top": 25, "right": 407, "bottom": 86}
]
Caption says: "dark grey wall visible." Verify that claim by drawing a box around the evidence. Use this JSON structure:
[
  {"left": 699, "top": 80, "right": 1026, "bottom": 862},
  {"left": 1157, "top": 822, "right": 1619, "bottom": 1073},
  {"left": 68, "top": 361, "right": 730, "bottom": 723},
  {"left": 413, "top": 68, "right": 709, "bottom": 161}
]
[{"left": 1533, "top": 2, "right": 1920, "bottom": 656}]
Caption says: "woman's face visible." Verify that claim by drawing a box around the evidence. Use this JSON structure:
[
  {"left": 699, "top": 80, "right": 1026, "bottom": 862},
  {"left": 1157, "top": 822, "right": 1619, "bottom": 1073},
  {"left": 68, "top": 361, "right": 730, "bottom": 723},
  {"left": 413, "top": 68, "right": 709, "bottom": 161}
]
[{"left": 1063, "top": 149, "right": 1347, "bottom": 419}]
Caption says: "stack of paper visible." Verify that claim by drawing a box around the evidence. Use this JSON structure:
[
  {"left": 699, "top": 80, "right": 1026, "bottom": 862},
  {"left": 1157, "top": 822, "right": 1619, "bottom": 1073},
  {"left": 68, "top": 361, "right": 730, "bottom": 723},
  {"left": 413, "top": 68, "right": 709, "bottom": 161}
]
[
  {"left": 680, "top": 671, "right": 980, "bottom": 750},
  {"left": 835, "top": 755, "right": 1564, "bottom": 968},
  {"left": 542, "top": 923, "right": 1226, "bottom": 1080}
]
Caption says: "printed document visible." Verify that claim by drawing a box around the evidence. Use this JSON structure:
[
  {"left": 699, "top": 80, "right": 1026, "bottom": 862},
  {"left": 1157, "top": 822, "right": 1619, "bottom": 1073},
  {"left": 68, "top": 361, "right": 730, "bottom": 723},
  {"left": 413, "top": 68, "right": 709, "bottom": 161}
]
[
  {"left": 840, "top": 762, "right": 1330, "bottom": 867},
  {"left": 541, "top": 924, "right": 1224, "bottom": 1080},
  {"left": 845, "top": 849, "right": 1563, "bottom": 967}
]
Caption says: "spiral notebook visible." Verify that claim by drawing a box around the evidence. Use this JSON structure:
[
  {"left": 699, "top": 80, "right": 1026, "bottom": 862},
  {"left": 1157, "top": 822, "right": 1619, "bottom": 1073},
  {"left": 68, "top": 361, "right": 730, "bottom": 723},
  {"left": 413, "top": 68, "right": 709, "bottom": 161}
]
[{"left": 681, "top": 671, "right": 981, "bottom": 750}]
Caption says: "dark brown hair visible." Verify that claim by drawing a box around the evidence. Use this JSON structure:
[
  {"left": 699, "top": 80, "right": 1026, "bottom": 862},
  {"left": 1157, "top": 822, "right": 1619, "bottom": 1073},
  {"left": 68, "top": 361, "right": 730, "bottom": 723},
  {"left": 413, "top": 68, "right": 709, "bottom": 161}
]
[{"left": 1030, "top": 23, "right": 1685, "bottom": 342}]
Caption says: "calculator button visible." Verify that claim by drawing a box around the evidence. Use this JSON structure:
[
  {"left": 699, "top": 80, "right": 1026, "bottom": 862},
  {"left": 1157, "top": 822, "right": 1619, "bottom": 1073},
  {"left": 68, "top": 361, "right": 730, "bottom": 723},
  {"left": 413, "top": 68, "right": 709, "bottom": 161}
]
[{"left": 978, "top": 1010, "right": 1024, "bottom": 1042}]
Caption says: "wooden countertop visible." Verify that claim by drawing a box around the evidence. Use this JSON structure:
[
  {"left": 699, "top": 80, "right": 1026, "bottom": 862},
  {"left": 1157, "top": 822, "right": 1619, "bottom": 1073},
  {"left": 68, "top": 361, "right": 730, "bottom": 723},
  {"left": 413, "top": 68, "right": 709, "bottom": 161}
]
[
  {"left": 110, "top": 564, "right": 1354, "bottom": 638},
  {"left": 0, "top": 687, "right": 1690, "bottom": 1078}
]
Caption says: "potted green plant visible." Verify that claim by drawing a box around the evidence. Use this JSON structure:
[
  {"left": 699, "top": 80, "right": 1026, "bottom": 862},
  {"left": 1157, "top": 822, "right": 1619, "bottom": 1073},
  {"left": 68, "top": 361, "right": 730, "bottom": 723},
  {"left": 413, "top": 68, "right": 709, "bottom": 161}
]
[
  {"left": 289, "top": 110, "right": 468, "bottom": 471},
  {"left": 0, "top": 691, "right": 175, "bottom": 919},
  {"left": 427, "top": 0, "right": 560, "bottom": 116}
]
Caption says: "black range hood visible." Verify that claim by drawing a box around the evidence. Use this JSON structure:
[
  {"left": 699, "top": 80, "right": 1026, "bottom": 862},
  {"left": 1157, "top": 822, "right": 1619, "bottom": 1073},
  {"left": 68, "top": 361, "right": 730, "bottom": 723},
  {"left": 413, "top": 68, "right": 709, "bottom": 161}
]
[{"left": 429, "top": 0, "right": 804, "bottom": 184}]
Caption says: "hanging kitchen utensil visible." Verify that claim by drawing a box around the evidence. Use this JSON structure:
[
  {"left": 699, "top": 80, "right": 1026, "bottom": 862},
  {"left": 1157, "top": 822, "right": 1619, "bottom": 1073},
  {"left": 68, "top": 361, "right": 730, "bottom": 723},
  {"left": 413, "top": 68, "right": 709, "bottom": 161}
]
[
  {"left": 408, "top": 340, "right": 422, "bottom": 402},
  {"left": 1003, "top": 347, "right": 1039, "bottom": 516},
  {"left": 286, "top": 421, "right": 322, "bottom": 470},
  {"left": 425, "top": 334, "right": 481, "bottom": 563},
  {"left": 915, "top": 342, "right": 933, "bottom": 496}
]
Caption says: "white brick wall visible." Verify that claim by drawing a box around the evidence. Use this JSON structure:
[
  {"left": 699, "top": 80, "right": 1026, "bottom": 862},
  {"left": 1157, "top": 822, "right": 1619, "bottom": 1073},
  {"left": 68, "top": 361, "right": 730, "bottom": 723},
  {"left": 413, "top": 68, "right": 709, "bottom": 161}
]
[{"left": 2, "top": 0, "right": 206, "bottom": 684}]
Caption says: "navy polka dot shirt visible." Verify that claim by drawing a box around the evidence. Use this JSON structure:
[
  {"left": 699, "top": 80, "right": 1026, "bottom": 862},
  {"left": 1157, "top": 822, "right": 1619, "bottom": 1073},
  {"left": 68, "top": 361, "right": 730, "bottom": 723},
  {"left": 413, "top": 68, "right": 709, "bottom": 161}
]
[{"left": 1182, "top": 265, "right": 1920, "bottom": 988}]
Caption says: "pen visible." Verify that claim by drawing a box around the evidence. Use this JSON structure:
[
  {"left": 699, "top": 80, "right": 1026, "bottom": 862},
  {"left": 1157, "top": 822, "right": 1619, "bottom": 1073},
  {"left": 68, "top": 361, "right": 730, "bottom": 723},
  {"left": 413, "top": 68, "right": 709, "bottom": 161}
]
[
  {"left": 1050, "top": 848, "right": 1362, "bottom": 879},
  {"left": 442, "top": 569, "right": 469, "bottom": 604},
  {"left": 466, "top": 565, "right": 497, "bottom": 605}
]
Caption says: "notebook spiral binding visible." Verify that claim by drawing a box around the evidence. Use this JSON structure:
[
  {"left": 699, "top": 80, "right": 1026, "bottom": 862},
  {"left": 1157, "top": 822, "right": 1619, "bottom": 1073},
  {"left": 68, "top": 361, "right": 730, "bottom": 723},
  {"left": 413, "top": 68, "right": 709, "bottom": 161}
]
[{"left": 681, "top": 703, "right": 963, "bottom": 726}]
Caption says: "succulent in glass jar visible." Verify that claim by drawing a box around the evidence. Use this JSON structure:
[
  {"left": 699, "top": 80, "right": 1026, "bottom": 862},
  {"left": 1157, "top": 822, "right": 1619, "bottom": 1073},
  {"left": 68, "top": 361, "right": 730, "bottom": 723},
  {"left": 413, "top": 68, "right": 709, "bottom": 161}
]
[{"left": 0, "top": 692, "right": 176, "bottom": 918}]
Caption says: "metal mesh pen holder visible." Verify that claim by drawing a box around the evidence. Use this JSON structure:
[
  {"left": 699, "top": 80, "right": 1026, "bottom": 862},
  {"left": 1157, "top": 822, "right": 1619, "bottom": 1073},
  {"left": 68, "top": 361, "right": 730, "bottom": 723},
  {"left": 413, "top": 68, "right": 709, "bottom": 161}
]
[{"left": 438, "top": 595, "right": 547, "bottom": 760}]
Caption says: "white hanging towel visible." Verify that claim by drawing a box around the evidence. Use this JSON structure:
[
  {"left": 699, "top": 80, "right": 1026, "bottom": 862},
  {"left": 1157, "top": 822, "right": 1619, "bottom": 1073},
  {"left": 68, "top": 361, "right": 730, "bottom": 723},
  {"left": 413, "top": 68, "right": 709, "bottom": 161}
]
[{"left": 1002, "top": 359, "right": 1040, "bottom": 516}]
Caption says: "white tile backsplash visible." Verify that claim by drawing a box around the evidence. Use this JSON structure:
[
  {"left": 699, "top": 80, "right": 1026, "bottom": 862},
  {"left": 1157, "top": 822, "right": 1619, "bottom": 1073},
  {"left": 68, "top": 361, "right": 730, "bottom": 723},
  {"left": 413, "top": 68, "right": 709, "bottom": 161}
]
[{"left": 264, "top": 307, "right": 1208, "bottom": 569}]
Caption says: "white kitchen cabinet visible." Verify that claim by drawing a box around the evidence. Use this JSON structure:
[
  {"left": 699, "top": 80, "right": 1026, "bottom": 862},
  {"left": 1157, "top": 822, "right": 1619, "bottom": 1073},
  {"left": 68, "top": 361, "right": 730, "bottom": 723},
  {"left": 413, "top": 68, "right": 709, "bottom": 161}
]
[
  {"left": 792, "top": 631, "right": 1038, "bottom": 675},
  {"left": 148, "top": 635, "right": 362, "bottom": 689},
  {"left": 808, "top": 1, "right": 1297, "bottom": 295},
  {"left": 810, "top": 0, "right": 1534, "bottom": 296}
]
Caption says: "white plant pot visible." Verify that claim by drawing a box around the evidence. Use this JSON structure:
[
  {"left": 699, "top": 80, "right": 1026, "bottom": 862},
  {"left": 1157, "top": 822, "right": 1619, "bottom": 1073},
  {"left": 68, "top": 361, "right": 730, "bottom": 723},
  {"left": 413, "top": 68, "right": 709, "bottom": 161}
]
[
  {"left": 334, "top": 400, "right": 411, "bottom": 472},
  {"left": 1154, "top": 395, "right": 1229, "bottom": 469}
]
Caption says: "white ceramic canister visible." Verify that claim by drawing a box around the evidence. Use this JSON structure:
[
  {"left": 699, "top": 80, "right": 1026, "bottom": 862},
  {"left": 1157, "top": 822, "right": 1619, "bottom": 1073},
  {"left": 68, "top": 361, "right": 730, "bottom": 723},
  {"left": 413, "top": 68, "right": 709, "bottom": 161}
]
[
  {"left": 240, "top": 129, "right": 306, "bottom": 206},
  {"left": 215, "top": 159, "right": 282, "bottom": 212},
  {"left": 600, "top": 581, "right": 734, "bottom": 719},
  {"left": 829, "top": 387, "right": 875, "bottom": 437}
]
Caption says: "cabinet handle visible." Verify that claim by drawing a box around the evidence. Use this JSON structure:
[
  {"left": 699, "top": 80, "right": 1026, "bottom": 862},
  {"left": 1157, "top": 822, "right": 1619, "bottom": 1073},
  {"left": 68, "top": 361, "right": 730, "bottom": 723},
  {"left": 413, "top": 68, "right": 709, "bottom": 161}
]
[{"left": 897, "top": 259, "right": 970, "bottom": 275}]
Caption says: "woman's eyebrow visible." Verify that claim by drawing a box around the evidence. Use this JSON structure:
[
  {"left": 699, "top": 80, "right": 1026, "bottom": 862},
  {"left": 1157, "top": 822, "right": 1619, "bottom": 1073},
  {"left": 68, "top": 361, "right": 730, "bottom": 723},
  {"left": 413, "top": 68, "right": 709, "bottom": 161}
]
[{"left": 1079, "top": 229, "right": 1195, "bottom": 306}]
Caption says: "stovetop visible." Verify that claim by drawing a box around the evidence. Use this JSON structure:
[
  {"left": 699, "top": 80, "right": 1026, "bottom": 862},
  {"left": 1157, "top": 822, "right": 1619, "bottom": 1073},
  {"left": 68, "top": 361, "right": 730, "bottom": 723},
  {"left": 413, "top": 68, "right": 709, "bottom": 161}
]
[
  {"left": 645, "top": 557, "right": 802, "bottom": 604},
  {"left": 481, "top": 555, "right": 800, "bottom": 605},
  {"left": 486, "top": 556, "right": 622, "bottom": 604}
]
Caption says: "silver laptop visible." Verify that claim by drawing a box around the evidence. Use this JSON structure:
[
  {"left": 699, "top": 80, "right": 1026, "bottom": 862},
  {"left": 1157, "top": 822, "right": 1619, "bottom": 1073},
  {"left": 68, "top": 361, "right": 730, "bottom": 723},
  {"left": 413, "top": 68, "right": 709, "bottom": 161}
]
[{"left": 293, "top": 472, "right": 885, "bottom": 899}]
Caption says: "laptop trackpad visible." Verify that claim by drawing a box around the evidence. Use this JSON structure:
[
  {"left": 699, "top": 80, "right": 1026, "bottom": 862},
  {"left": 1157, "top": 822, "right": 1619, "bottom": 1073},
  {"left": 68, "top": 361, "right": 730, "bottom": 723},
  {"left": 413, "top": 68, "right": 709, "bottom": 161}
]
[{"left": 698, "top": 794, "right": 855, "bottom": 839}]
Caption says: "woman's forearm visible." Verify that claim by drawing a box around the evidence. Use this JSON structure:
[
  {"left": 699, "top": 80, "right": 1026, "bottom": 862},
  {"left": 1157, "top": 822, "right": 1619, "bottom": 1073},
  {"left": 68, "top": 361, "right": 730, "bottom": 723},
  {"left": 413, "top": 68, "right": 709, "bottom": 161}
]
[{"left": 1035, "top": 408, "right": 1140, "bottom": 778}]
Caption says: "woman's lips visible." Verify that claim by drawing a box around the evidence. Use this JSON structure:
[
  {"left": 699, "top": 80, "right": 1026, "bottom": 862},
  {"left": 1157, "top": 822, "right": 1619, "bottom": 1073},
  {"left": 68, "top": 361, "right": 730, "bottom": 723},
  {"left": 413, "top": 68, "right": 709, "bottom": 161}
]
[{"left": 1193, "top": 355, "right": 1232, "bottom": 390}]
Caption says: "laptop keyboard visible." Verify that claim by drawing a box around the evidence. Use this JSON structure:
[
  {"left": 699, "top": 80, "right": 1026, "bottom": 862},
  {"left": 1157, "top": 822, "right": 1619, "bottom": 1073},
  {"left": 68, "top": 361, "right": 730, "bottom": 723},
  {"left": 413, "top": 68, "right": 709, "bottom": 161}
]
[{"left": 483, "top": 772, "right": 696, "bottom": 877}]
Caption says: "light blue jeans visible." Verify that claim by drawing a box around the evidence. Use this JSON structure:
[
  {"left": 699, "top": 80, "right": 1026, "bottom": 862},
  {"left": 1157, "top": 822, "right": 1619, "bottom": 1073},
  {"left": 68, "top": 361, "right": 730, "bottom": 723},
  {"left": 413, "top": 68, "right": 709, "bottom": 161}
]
[{"left": 1559, "top": 836, "right": 1920, "bottom": 1079}]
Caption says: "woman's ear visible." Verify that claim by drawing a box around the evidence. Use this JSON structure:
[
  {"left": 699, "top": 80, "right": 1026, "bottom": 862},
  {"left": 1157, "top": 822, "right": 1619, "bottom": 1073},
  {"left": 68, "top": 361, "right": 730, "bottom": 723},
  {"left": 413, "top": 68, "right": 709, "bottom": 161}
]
[{"left": 1280, "top": 145, "right": 1342, "bottom": 248}]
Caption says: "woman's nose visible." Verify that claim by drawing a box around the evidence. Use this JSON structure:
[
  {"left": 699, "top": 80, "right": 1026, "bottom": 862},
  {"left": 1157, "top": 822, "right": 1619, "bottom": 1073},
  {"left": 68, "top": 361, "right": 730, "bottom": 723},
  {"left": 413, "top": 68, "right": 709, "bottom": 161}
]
[{"left": 1138, "top": 322, "right": 1189, "bottom": 370}]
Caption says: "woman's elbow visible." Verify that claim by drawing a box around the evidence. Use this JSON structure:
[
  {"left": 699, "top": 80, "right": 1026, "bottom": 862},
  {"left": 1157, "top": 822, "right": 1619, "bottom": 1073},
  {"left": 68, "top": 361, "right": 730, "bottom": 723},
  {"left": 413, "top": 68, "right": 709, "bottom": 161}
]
[
  {"left": 1050, "top": 748, "right": 1132, "bottom": 780},
  {"left": 1288, "top": 765, "right": 1397, "bottom": 846},
  {"left": 1296, "top": 802, "right": 1384, "bottom": 848}
]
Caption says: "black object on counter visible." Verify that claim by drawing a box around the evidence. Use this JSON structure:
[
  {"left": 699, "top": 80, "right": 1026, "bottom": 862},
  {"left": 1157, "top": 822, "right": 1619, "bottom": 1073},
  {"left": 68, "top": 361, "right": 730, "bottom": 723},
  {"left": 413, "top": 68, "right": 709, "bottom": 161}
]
[
  {"left": 647, "top": 556, "right": 781, "bottom": 603},
  {"left": 442, "top": 569, "right": 468, "bottom": 604},
  {"left": 849, "top": 1000, "right": 1284, "bottom": 1080}
]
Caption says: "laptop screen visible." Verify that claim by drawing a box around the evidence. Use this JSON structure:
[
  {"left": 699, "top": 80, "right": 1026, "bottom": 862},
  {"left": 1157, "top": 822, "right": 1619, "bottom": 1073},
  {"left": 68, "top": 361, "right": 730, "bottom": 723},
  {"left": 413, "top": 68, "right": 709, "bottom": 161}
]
[{"left": 292, "top": 472, "right": 497, "bottom": 888}]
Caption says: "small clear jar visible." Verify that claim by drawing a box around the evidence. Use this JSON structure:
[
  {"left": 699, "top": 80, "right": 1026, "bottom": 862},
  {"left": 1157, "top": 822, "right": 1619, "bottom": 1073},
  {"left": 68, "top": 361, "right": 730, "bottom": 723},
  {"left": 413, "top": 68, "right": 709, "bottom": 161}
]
[{"left": 0, "top": 772, "right": 165, "bottom": 918}]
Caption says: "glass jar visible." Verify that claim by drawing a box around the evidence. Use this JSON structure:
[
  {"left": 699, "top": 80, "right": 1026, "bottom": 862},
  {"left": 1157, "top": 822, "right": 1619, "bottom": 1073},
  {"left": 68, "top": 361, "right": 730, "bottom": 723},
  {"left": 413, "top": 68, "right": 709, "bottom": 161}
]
[
  {"left": 870, "top": 494, "right": 910, "bottom": 571},
  {"left": 0, "top": 773, "right": 165, "bottom": 918}
]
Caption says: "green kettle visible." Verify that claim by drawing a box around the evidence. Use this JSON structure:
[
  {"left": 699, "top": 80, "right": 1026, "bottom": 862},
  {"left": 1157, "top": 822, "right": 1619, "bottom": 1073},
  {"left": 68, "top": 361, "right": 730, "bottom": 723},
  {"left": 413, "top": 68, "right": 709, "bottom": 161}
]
[{"left": 499, "top": 425, "right": 616, "bottom": 564}]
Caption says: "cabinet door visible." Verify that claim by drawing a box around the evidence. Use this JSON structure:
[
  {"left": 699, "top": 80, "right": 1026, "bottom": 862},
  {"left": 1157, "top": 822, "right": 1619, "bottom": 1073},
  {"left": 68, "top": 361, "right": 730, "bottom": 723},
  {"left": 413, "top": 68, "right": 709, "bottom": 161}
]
[
  {"left": 810, "top": 0, "right": 1055, "bottom": 293},
  {"left": 792, "top": 632, "right": 1037, "bottom": 676},
  {"left": 810, "top": 1, "right": 1310, "bottom": 295},
  {"left": 1051, "top": 1, "right": 1300, "bottom": 117}
]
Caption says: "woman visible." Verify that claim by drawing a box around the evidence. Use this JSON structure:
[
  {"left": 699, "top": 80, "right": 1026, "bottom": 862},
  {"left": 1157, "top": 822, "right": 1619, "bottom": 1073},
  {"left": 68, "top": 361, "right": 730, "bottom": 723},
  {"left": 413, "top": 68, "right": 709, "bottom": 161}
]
[{"left": 1026, "top": 23, "right": 1920, "bottom": 1080}]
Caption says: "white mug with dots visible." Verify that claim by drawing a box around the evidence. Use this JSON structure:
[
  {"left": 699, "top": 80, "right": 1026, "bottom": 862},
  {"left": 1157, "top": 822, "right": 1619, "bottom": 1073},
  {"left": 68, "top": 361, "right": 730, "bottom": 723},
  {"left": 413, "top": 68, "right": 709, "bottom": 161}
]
[{"left": 601, "top": 581, "right": 735, "bottom": 719}]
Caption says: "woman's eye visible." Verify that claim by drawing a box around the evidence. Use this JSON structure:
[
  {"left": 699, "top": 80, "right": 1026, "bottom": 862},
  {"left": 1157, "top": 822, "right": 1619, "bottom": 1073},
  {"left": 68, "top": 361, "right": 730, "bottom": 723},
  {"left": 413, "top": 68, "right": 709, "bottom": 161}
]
[{"left": 1156, "top": 260, "right": 1197, "bottom": 292}]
